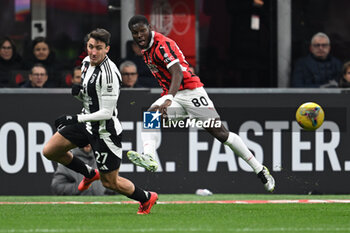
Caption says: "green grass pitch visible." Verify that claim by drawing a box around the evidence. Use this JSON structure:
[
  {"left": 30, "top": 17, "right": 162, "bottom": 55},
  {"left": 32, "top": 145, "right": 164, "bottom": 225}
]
[{"left": 0, "top": 194, "right": 349, "bottom": 233}]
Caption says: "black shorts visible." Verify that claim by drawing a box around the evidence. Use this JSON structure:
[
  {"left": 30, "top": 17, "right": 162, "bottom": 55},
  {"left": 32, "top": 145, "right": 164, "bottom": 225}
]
[{"left": 59, "top": 123, "right": 122, "bottom": 172}]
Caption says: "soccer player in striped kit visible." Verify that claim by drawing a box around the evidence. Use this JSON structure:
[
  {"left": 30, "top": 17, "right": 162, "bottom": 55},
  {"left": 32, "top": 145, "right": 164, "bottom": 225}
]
[
  {"left": 43, "top": 28, "right": 157, "bottom": 214},
  {"left": 126, "top": 15, "right": 275, "bottom": 192}
]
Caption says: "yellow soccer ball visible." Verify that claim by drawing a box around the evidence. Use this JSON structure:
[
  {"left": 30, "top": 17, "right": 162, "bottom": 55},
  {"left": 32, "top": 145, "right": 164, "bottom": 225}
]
[{"left": 296, "top": 102, "right": 325, "bottom": 130}]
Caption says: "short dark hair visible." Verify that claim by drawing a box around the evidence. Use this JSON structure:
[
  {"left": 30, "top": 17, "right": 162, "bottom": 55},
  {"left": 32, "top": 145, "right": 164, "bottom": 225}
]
[
  {"left": 31, "top": 63, "right": 47, "bottom": 74},
  {"left": 128, "top": 15, "right": 149, "bottom": 30},
  {"left": 87, "top": 28, "right": 111, "bottom": 46},
  {"left": 0, "top": 36, "right": 16, "bottom": 54},
  {"left": 32, "top": 37, "right": 50, "bottom": 50},
  {"left": 73, "top": 65, "right": 81, "bottom": 72}
]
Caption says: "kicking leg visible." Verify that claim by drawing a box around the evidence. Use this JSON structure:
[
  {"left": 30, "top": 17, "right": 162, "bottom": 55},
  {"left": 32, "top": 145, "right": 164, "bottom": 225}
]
[
  {"left": 205, "top": 123, "right": 263, "bottom": 173},
  {"left": 127, "top": 126, "right": 160, "bottom": 171},
  {"left": 205, "top": 122, "right": 275, "bottom": 192},
  {"left": 127, "top": 103, "right": 166, "bottom": 171}
]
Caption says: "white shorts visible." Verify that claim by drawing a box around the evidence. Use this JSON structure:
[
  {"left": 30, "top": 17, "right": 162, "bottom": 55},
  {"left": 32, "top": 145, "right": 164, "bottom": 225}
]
[{"left": 151, "top": 87, "right": 220, "bottom": 121}]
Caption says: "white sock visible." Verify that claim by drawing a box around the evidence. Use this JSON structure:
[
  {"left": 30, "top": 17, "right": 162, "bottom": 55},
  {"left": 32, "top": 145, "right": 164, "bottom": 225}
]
[
  {"left": 141, "top": 130, "right": 161, "bottom": 158},
  {"left": 224, "top": 132, "right": 263, "bottom": 174}
]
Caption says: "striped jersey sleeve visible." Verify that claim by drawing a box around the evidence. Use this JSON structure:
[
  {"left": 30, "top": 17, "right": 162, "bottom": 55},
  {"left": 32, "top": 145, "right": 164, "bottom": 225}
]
[{"left": 99, "top": 58, "right": 121, "bottom": 97}]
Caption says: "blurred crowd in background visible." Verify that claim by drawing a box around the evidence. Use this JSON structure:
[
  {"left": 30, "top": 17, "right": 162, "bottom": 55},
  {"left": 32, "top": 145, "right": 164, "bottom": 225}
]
[{"left": 1, "top": 0, "right": 350, "bottom": 89}]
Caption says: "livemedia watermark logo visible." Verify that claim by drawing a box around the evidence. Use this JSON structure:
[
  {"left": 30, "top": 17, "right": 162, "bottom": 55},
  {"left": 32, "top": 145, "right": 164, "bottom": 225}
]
[
  {"left": 143, "top": 110, "right": 221, "bottom": 129},
  {"left": 143, "top": 111, "right": 162, "bottom": 129},
  {"left": 163, "top": 118, "right": 221, "bottom": 128}
]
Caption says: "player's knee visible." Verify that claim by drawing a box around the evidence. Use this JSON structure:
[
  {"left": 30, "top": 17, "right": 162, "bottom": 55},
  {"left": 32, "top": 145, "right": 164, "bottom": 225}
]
[
  {"left": 206, "top": 125, "right": 229, "bottom": 143},
  {"left": 42, "top": 143, "right": 65, "bottom": 161},
  {"left": 42, "top": 144, "right": 53, "bottom": 160},
  {"left": 216, "top": 124, "right": 229, "bottom": 142},
  {"left": 218, "top": 130, "right": 229, "bottom": 142}
]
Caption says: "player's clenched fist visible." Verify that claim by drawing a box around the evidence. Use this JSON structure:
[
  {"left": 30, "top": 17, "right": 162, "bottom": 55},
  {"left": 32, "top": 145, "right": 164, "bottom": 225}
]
[{"left": 71, "top": 83, "right": 82, "bottom": 96}]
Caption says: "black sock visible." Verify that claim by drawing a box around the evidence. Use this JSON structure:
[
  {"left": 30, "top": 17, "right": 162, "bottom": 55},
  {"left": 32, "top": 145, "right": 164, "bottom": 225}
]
[
  {"left": 128, "top": 186, "right": 149, "bottom": 203},
  {"left": 65, "top": 156, "right": 95, "bottom": 178}
]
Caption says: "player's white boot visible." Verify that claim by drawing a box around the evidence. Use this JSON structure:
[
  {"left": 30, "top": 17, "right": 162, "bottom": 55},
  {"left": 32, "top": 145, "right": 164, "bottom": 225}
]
[
  {"left": 257, "top": 166, "right": 275, "bottom": 192},
  {"left": 127, "top": 150, "right": 159, "bottom": 172}
]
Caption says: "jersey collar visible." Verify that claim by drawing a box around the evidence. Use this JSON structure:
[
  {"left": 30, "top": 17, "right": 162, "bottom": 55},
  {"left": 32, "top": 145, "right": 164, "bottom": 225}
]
[
  {"left": 98, "top": 55, "right": 109, "bottom": 67},
  {"left": 144, "top": 31, "right": 155, "bottom": 51}
]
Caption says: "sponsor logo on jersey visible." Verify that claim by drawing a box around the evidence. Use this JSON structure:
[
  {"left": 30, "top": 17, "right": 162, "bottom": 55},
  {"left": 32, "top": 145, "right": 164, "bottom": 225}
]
[
  {"left": 163, "top": 52, "right": 172, "bottom": 63},
  {"left": 147, "top": 63, "right": 159, "bottom": 73},
  {"left": 107, "top": 84, "right": 113, "bottom": 92}
]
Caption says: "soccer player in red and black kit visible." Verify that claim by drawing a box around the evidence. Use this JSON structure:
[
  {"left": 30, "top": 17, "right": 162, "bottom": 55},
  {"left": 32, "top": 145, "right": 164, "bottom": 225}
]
[{"left": 126, "top": 15, "right": 275, "bottom": 192}]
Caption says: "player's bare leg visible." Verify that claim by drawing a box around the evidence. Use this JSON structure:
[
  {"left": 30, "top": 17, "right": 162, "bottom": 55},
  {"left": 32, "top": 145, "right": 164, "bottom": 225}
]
[
  {"left": 100, "top": 169, "right": 158, "bottom": 214},
  {"left": 43, "top": 132, "right": 75, "bottom": 165},
  {"left": 43, "top": 132, "right": 98, "bottom": 184},
  {"left": 99, "top": 169, "right": 135, "bottom": 195},
  {"left": 205, "top": 121, "right": 275, "bottom": 192}
]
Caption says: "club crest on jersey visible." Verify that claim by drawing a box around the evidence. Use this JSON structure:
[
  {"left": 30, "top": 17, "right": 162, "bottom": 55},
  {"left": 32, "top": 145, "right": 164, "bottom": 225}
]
[
  {"left": 90, "top": 73, "right": 97, "bottom": 83},
  {"left": 147, "top": 63, "right": 159, "bottom": 73}
]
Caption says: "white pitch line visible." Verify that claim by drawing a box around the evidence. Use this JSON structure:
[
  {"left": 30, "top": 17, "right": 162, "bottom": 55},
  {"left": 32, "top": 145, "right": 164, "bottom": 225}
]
[
  {"left": 0, "top": 227, "right": 350, "bottom": 233},
  {"left": 1, "top": 200, "right": 350, "bottom": 205}
]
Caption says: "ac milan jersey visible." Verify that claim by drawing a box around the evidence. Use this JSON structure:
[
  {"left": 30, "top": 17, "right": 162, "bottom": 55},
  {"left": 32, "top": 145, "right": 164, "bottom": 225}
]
[{"left": 142, "top": 31, "right": 203, "bottom": 95}]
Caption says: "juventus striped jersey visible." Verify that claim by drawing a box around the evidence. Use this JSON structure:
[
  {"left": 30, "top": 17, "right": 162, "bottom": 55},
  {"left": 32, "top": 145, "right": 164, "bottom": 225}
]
[
  {"left": 76, "top": 55, "right": 123, "bottom": 137},
  {"left": 142, "top": 31, "right": 203, "bottom": 95}
]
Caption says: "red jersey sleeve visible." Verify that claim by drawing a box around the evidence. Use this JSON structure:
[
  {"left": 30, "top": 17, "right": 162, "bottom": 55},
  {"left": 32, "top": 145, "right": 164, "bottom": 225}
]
[{"left": 155, "top": 41, "right": 180, "bottom": 69}]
